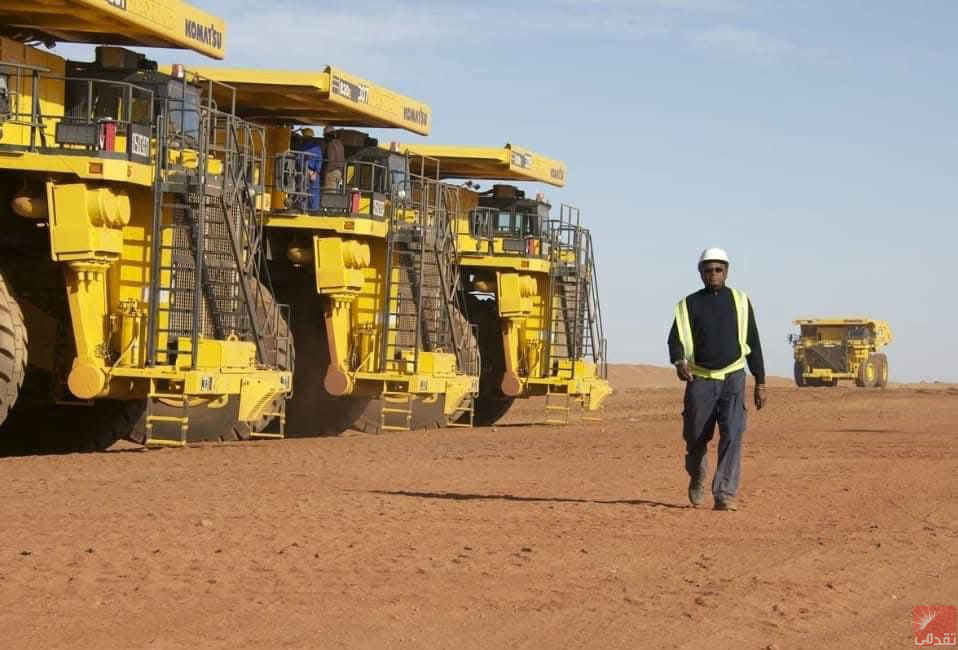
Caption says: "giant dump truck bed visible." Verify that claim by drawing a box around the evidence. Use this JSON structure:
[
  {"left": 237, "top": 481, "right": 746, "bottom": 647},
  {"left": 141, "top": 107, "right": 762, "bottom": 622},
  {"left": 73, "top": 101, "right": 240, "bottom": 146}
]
[
  {"left": 0, "top": 0, "right": 226, "bottom": 59},
  {"left": 175, "top": 66, "right": 432, "bottom": 135},
  {"left": 394, "top": 144, "right": 566, "bottom": 187}
]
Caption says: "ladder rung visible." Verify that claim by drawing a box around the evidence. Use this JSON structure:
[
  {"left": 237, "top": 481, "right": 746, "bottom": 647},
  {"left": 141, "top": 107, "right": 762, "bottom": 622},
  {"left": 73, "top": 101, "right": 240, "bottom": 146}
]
[
  {"left": 146, "top": 438, "right": 187, "bottom": 447},
  {"left": 380, "top": 425, "right": 410, "bottom": 431},
  {"left": 149, "top": 392, "right": 186, "bottom": 400},
  {"left": 381, "top": 407, "right": 412, "bottom": 415},
  {"left": 147, "top": 415, "right": 190, "bottom": 423}
]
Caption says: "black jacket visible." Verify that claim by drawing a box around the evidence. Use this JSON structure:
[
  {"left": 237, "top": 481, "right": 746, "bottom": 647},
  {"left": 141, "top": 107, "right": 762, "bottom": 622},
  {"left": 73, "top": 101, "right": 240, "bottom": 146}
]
[{"left": 667, "top": 286, "right": 765, "bottom": 383}]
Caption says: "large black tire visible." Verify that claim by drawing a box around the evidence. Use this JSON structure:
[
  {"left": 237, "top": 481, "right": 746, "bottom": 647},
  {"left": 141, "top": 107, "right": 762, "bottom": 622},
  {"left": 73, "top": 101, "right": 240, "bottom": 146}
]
[
  {"left": 460, "top": 293, "right": 515, "bottom": 426},
  {"left": 856, "top": 355, "right": 879, "bottom": 388},
  {"left": 0, "top": 269, "right": 128, "bottom": 453},
  {"left": 446, "top": 307, "right": 480, "bottom": 425},
  {"left": 873, "top": 353, "right": 889, "bottom": 389},
  {"left": 0, "top": 271, "right": 27, "bottom": 429},
  {"left": 351, "top": 394, "right": 448, "bottom": 434},
  {"left": 134, "top": 397, "right": 253, "bottom": 445},
  {"left": 3, "top": 396, "right": 252, "bottom": 451},
  {"left": 471, "top": 393, "right": 516, "bottom": 426},
  {"left": 793, "top": 360, "right": 806, "bottom": 388},
  {"left": 281, "top": 282, "right": 366, "bottom": 436},
  {"left": 247, "top": 279, "right": 293, "bottom": 434},
  {"left": 0, "top": 402, "right": 126, "bottom": 454}
]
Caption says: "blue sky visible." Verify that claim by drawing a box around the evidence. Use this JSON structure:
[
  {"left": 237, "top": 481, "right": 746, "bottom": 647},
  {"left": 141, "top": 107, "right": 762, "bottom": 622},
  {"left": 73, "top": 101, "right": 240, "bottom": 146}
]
[{"left": 57, "top": 1, "right": 957, "bottom": 381}]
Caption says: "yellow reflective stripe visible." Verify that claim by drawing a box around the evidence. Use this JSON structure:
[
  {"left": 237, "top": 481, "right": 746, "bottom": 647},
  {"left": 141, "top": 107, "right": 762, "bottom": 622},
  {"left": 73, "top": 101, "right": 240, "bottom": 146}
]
[
  {"left": 731, "top": 288, "right": 751, "bottom": 357},
  {"left": 689, "top": 358, "right": 746, "bottom": 380},
  {"left": 674, "top": 299, "right": 694, "bottom": 362}
]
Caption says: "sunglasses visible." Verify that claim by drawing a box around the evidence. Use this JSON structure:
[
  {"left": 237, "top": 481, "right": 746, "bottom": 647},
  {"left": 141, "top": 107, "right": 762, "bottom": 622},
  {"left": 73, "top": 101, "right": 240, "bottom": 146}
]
[{"left": 701, "top": 266, "right": 726, "bottom": 274}]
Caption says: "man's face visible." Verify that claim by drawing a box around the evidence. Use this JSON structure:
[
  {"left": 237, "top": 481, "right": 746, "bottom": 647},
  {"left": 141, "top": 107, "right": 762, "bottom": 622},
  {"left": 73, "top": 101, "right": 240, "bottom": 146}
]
[{"left": 699, "top": 262, "right": 728, "bottom": 291}]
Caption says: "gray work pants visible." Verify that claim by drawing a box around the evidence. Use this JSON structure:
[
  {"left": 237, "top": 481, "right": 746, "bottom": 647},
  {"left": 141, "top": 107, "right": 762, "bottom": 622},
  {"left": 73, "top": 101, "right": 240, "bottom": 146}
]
[{"left": 682, "top": 369, "right": 747, "bottom": 499}]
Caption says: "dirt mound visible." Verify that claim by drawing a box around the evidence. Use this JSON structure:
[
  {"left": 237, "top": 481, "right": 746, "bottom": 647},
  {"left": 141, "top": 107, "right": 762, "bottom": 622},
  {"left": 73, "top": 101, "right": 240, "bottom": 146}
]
[
  {"left": 607, "top": 363, "right": 678, "bottom": 389},
  {"left": 607, "top": 363, "right": 792, "bottom": 389}
]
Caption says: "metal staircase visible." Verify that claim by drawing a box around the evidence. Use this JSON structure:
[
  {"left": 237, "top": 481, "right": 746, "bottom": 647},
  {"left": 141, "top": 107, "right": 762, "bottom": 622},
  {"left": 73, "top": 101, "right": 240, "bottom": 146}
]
[
  {"left": 377, "top": 163, "right": 461, "bottom": 372},
  {"left": 436, "top": 184, "right": 479, "bottom": 428},
  {"left": 140, "top": 78, "right": 294, "bottom": 443},
  {"left": 546, "top": 204, "right": 585, "bottom": 375},
  {"left": 436, "top": 185, "right": 479, "bottom": 373},
  {"left": 414, "top": 179, "right": 449, "bottom": 353},
  {"left": 145, "top": 88, "right": 282, "bottom": 371},
  {"left": 373, "top": 160, "right": 479, "bottom": 429},
  {"left": 546, "top": 204, "right": 607, "bottom": 380},
  {"left": 379, "top": 214, "right": 423, "bottom": 373},
  {"left": 581, "top": 222, "right": 608, "bottom": 380}
]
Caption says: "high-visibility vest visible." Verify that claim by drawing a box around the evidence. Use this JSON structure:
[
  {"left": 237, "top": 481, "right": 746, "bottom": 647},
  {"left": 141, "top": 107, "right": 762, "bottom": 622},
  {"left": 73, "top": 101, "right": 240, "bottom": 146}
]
[{"left": 674, "top": 288, "right": 751, "bottom": 380}]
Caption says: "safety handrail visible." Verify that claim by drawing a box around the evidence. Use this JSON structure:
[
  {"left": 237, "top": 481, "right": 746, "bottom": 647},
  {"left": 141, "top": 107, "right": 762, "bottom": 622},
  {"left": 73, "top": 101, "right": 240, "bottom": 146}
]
[
  {"left": 465, "top": 206, "right": 552, "bottom": 259},
  {"left": 1, "top": 59, "right": 155, "bottom": 157}
]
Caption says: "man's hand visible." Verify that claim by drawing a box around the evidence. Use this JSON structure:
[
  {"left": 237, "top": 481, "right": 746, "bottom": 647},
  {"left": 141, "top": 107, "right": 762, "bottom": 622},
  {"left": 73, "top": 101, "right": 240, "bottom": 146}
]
[
  {"left": 754, "top": 384, "right": 767, "bottom": 410},
  {"left": 675, "top": 360, "right": 692, "bottom": 382}
]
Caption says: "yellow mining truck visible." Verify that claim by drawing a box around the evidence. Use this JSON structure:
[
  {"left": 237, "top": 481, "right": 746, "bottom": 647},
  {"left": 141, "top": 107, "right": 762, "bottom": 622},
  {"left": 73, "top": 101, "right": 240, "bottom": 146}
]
[
  {"left": 789, "top": 318, "right": 893, "bottom": 388},
  {"left": 0, "top": 2, "right": 292, "bottom": 450},
  {"left": 393, "top": 144, "right": 611, "bottom": 425},
  {"left": 165, "top": 66, "right": 479, "bottom": 434}
]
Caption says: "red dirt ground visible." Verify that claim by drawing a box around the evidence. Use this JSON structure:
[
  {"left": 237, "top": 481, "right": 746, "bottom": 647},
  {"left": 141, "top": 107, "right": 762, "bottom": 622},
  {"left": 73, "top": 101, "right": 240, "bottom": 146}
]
[{"left": 1, "top": 365, "right": 956, "bottom": 649}]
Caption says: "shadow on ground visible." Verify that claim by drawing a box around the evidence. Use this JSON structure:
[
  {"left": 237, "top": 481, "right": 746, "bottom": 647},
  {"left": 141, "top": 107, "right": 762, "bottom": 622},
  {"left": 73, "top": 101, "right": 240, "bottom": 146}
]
[{"left": 367, "top": 489, "right": 687, "bottom": 509}]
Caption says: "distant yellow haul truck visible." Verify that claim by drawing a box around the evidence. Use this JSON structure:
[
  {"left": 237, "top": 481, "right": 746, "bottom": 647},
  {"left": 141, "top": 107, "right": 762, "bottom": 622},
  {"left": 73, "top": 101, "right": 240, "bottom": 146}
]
[
  {"left": 0, "top": 2, "right": 292, "bottom": 449},
  {"left": 174, "top": 67, "right": 479, "bottom": 434},
  {"left": 395, "top": 144, "right": 611, "bottom": 425},
  {"left": 789, "top": 318, "right": 893, "bottom": 388}
]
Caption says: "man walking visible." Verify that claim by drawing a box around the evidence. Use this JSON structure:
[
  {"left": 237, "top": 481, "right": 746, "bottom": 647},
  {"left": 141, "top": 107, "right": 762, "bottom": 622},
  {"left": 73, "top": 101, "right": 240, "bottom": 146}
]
[{"left": 667, "top": 248, "right": 767, "bottom": 511}]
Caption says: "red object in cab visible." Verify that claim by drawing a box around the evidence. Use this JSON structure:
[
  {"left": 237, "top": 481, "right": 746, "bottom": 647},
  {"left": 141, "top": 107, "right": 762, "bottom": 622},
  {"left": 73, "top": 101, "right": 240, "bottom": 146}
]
[
  {"left": 350, "top": 188, "right": 361, "bottom": 213},
  {"left": 98, "top": 119, "right": 117, "bottom": 152}
]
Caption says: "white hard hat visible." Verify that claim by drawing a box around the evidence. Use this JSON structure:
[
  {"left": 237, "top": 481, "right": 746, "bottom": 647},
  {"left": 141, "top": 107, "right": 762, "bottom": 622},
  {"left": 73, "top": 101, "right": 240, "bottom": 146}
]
[{"left": 699, "top": 247, "right": 730, "bottom": 266}]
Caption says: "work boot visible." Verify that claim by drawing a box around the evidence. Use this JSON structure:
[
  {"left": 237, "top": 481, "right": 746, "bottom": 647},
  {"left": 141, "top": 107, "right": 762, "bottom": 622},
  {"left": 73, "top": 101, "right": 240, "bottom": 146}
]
[
  {"left": 688, "top": 476, "right": 706, "bottom": 507},
  {"left": 713, "top": 496, "right": 738, "bottom": 512}
]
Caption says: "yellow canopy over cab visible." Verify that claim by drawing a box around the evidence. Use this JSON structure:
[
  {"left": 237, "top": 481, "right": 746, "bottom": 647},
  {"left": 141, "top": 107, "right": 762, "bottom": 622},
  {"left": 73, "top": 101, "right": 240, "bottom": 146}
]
[
  {"left": 794, "top": 318, "right": 887, "bottom": 327},
  {"left": 174, "top": 66, "right": 432, "bottom": 136},
  {"left": 391, "top": 144, "right": 566, "bottom": 187},
  {"left": 0, "top": 0, "right": 226, "bottom": 59}
]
